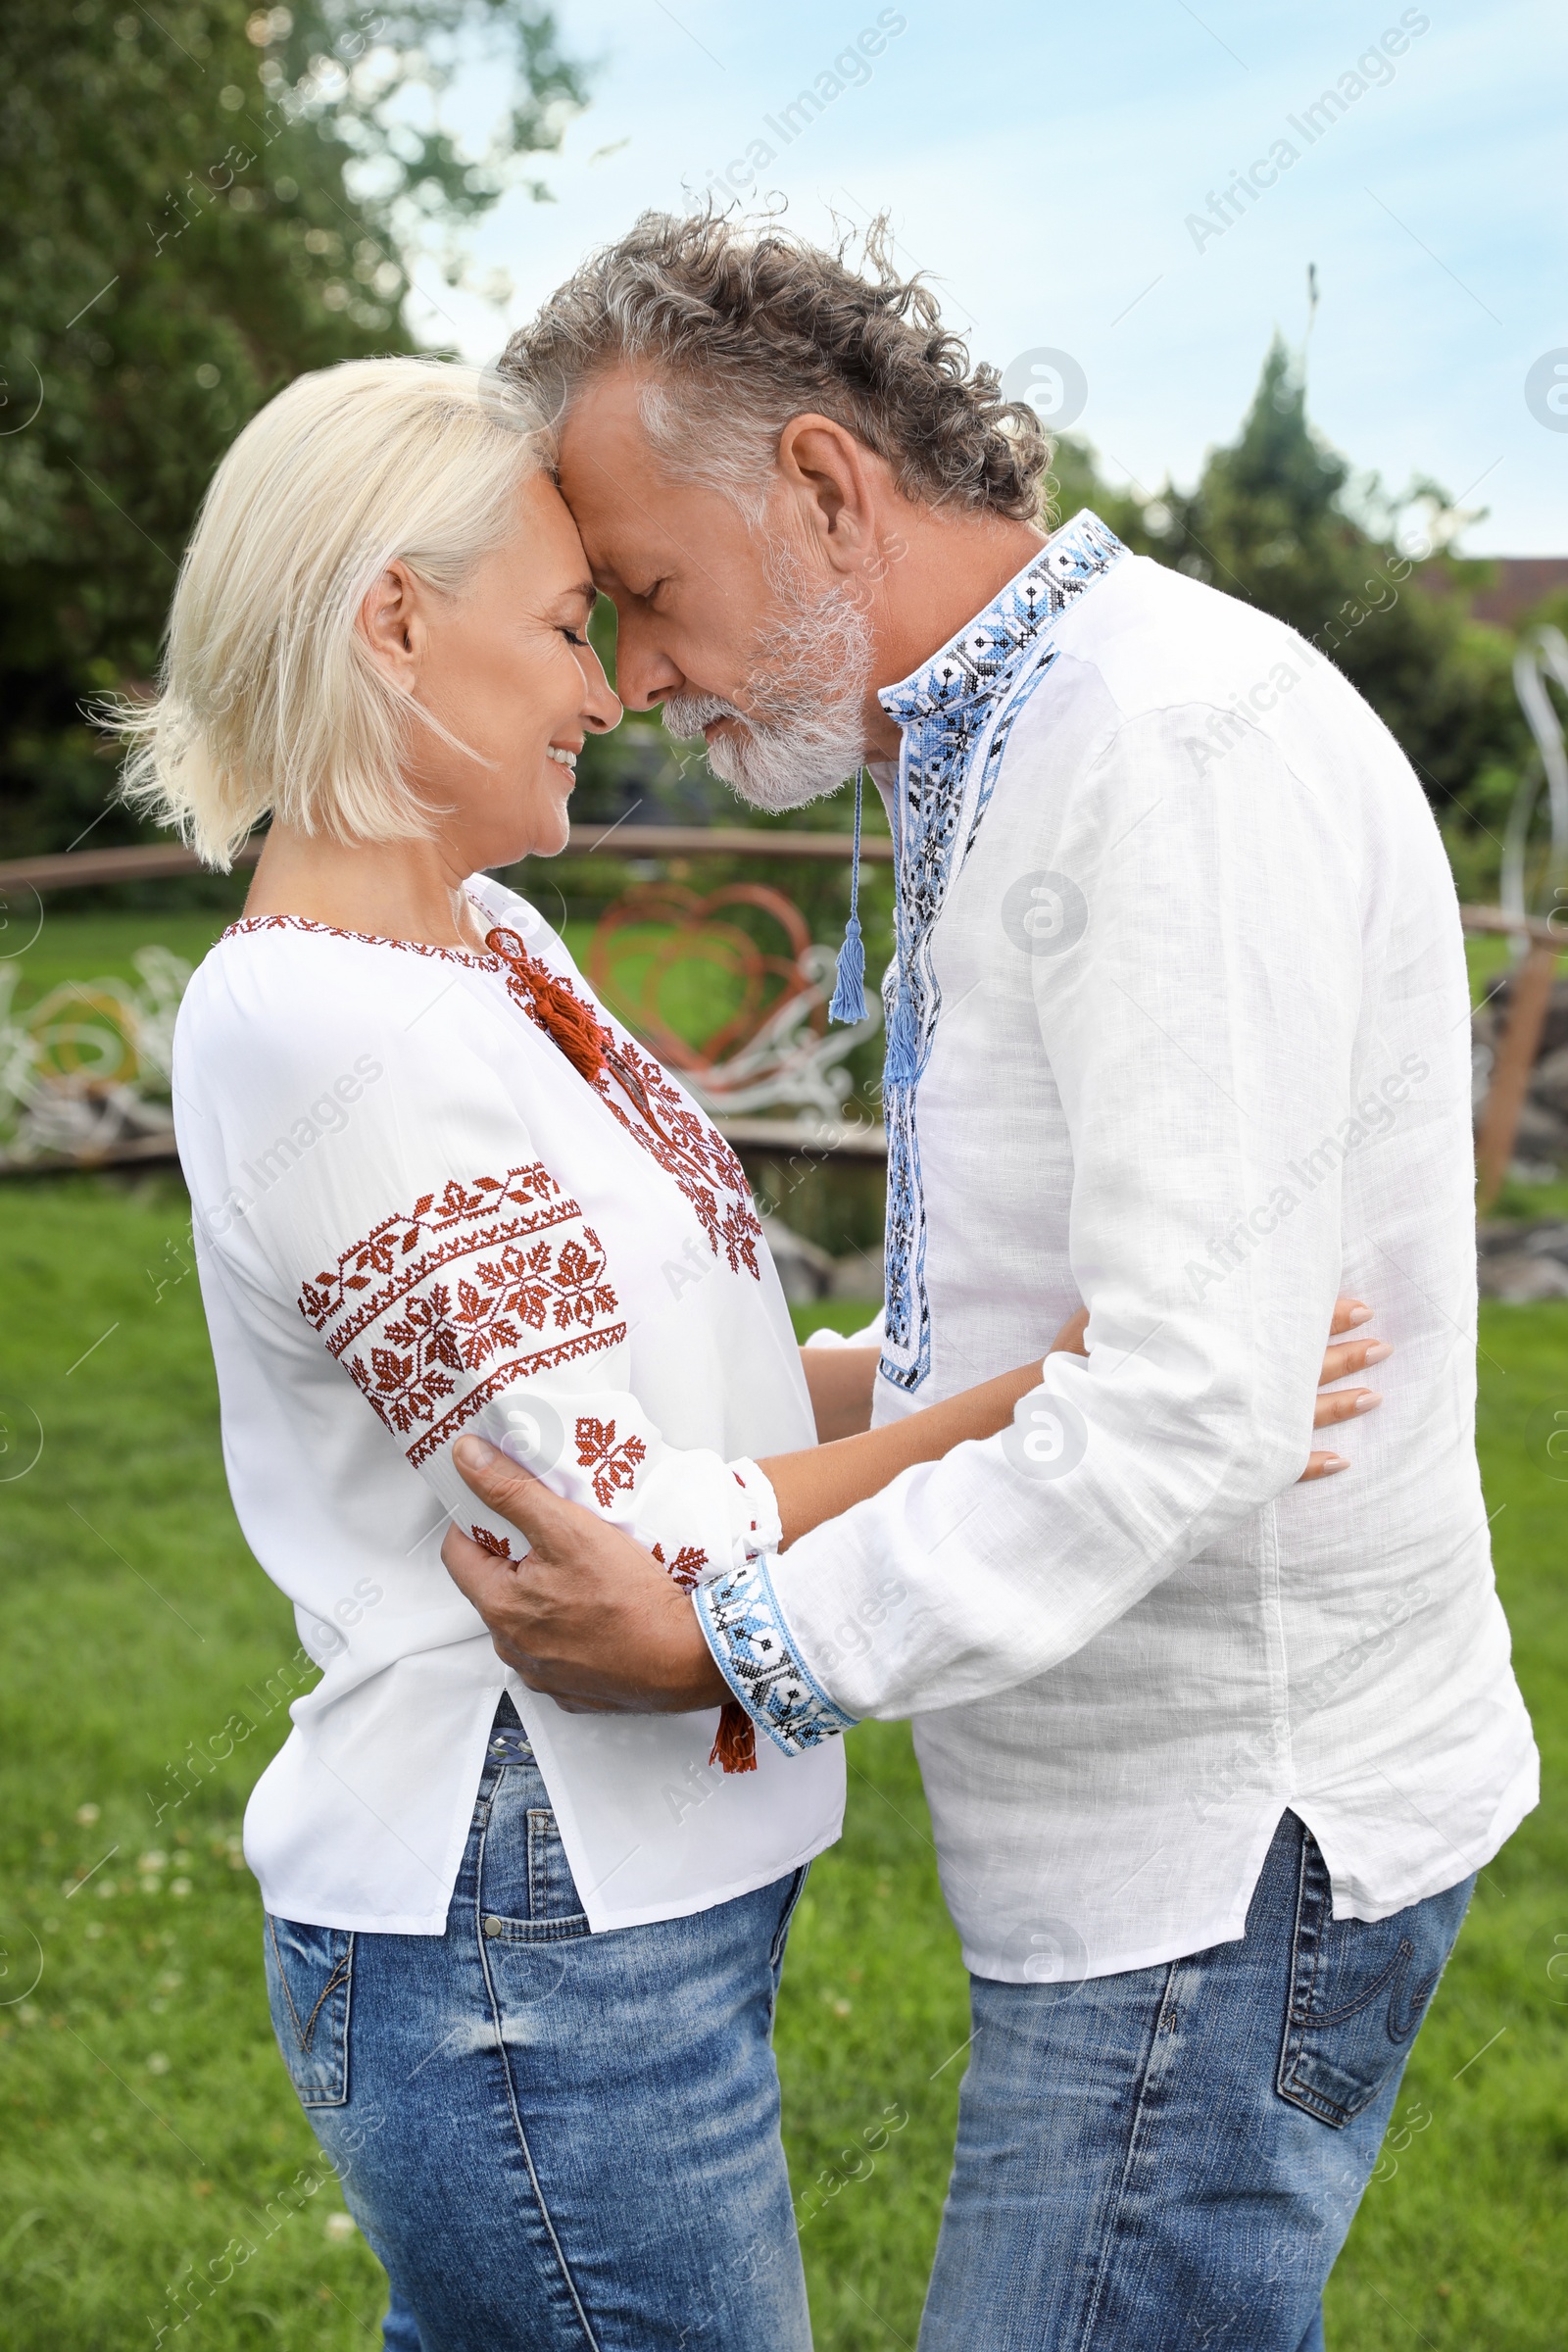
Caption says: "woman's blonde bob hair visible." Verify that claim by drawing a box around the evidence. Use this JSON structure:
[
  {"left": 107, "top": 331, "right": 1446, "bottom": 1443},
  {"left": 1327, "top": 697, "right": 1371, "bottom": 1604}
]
[{"left": 114, "top": 357, "right": 552, "bottom": 871}]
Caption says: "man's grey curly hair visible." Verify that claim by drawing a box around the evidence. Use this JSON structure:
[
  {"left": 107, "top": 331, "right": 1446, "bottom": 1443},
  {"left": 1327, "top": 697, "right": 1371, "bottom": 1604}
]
[{"left": 501, "top": 209, "right": 1051, "bottom": 524}]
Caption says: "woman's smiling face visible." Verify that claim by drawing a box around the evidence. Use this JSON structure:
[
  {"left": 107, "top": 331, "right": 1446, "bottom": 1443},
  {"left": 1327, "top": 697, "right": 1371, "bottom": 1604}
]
[{"left": 358, "top": 469, "right": 621, "bottom": 871}]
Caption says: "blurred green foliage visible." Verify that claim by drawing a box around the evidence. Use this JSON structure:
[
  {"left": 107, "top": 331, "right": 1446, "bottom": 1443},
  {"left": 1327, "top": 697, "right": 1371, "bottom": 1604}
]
[
  {"left": 0, "top": 20, "right": 1544, "bottom": 909},
  {"left": 0, "top": 0, "right": 586, "bottom": 858},
  {"left": 1050, "top": 337, "right": 1532, "bottom": 885}
]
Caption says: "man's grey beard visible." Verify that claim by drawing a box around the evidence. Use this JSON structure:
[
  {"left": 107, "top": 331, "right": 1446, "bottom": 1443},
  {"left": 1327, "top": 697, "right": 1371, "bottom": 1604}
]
[{"left": 662, "top": 550, "right": 873, "bottom": 812}]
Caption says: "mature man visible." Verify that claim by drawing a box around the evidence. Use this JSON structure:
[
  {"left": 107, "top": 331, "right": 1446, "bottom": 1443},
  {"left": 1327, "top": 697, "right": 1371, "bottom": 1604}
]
[{"left": 446, "top": 214, "right": 1537, "bottom": 2348}]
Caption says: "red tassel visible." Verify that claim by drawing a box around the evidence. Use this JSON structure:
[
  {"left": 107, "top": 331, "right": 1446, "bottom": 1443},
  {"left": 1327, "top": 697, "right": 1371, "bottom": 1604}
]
[
  {"left": 486, "top": 927, "right": 679, "bottom": 1145},
  {"left": 710, "top": 1701, "right": 758, "bottom": 1774},
  {"left": 486, "top": 928, "right": 613, "bottom": 1085}
]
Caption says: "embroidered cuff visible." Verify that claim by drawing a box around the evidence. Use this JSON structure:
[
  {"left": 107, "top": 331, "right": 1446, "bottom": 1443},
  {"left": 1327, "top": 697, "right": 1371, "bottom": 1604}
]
[{"left": 694, "top": 1552, "right": 857, "bottom": 1756}]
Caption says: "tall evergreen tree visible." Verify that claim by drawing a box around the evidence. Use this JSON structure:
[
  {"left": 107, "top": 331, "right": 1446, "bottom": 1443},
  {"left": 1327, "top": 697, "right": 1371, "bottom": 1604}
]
[{"left": 1051, "top": 337, "right": 1525, "bottom": 856}]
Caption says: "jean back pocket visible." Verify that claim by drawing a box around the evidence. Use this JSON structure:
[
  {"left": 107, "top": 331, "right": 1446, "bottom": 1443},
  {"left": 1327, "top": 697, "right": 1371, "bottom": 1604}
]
[
  {"left": 1276, "top": 1827, "right": 1472, "bottom": 2129},
  {"left": 265, "top": 1915, "right": 354, "bottom": 2108}
]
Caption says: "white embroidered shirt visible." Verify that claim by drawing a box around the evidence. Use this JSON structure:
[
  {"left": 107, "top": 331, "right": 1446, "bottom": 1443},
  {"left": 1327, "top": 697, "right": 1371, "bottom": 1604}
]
[
  {"left": 173, "top": 876, "right": 844, "bottom": 1936},
  {"left": 695, "top": 512, "right": 1539, "bottom": 1984}
]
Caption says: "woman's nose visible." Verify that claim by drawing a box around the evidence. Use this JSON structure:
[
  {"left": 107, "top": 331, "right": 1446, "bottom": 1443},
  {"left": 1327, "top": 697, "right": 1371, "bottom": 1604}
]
[{"left": 577, "top": 643, "right": 622, "bottom": 735}]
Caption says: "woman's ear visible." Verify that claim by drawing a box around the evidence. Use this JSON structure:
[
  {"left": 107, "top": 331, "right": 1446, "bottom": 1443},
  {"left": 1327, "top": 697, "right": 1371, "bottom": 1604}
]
[{"left": 357, "top": 560, "right": 422, "bottom": 687}]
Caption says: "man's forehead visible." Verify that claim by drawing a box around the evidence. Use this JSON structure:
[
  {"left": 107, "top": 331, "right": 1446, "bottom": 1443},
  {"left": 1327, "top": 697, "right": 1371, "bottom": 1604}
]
[
  {"left": 556, "top": 367, "right": 712, "bottom": 581},
  {"left": 558, "top": 372, "right": 659, "bottom": 514},
  {"left": 561, "top": 362, "right": 646, "bottom": 439}
]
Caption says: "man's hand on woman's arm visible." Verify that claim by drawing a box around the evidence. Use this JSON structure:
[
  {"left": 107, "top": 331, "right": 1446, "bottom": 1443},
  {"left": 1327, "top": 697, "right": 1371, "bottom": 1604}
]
[{"left": 444, "top": 1438, "right": 728, "bottom": 1712}]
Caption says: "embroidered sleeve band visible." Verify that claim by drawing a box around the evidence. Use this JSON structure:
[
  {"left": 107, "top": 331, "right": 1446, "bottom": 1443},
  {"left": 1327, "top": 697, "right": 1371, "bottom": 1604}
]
[
  {"left": 695, "top": 1552, "right": 857, "bottom": 1756},
  {"left": 298, "top": 1161, "right": 624, "bottom": 1469}
]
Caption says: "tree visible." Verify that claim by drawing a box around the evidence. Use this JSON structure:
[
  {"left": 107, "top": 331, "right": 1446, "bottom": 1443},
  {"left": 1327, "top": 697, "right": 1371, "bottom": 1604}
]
[
  {"left": 1048, "top": 337, "right": 1526, "bottom": 871},
  {"left": 0, "top": 0, "right": 587, "bottom": 858}
]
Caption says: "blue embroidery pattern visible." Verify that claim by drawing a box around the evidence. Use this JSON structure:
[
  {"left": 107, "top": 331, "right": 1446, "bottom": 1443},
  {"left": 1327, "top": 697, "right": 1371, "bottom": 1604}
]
[
  {"left": 695, "top": 1556, "right": 857, "bottom": 1755},
  {"left": 877, "top": 513, "right": 1127, "bottom": 1395},
  {"left": 694, "top": 517, "right": 1127, "bottom": 1752}
]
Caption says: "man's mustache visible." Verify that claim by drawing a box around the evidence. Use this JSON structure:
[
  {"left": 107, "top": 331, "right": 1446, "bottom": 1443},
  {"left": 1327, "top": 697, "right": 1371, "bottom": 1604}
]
[{"left": 661, "top": 692, "right": 750, "bottom": 741}]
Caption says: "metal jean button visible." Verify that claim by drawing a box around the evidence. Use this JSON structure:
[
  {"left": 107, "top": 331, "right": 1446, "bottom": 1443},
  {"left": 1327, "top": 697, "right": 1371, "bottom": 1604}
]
[{"left": 483, "top": 1915, "right": 503, "bottom": 1937}]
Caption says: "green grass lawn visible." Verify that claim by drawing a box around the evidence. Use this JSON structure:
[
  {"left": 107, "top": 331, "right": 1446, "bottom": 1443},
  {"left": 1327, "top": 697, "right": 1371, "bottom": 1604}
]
[{"left": 1, "top": 1176, "right": 1564, "bottom": 2349}]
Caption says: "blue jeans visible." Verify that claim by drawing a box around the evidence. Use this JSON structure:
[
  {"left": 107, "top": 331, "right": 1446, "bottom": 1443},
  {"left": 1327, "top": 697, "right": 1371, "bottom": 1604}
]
[
  {"left": 918, "top": 1810, "right": 1474, "bottom": 2352},
  {"left": 263, "top": 1699, "right": 811, "bottom": 2351}
]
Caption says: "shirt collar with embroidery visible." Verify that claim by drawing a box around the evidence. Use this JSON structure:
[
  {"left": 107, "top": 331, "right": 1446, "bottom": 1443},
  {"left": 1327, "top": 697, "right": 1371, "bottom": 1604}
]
[{"left": 877, "top": 509, "right": 1126, "bottom": 734}]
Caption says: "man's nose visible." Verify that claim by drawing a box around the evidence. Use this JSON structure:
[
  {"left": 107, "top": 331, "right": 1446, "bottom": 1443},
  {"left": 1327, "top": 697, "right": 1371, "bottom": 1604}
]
[{"left": 612, "top": 608, "right": 686, "bottom": 715}]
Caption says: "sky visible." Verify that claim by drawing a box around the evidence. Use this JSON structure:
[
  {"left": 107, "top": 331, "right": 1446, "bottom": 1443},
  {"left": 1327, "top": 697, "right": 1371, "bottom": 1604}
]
[{"left": 409, "top": 0, "right": 1566, "bottom": 555}]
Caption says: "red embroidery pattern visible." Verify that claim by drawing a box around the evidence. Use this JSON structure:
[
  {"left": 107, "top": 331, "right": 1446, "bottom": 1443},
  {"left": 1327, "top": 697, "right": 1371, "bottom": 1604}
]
[
  {"left": 596, "top": 1034, "right": 762, "bottom": 1282},
  {"left": 486, "top": 930, "right": 762, "bottom": 1283},
  {"left": 222, "top": 911, "right": 493, "bottom": 965},
  {"left": 649, "top": 1539, "right": 753, "bottom": 1775},
  {"left": 224, "top": 910, "right": 761, "bottom": 1279},
  {"left": 651, "top": 1541, "right": 710, "bottom": 1592},
  {"left": 470, "top": 1526, "right": 515, "bottom": 1560},
  {"left": 297, "top": 1162, "right": 625, "bottom": 1469},
  {"left": 574, "top": 1414, "right": 648, "bottom": 1508},
  {"left": 303, "top": 1168, "right": 567, "bottom": 1338}
]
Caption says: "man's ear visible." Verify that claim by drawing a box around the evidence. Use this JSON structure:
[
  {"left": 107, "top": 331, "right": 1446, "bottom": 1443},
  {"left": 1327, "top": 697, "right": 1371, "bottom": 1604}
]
[
  {"left": 775, "top": 414, "right": 887, "bottom": 583},
  {"left": 356, "top": 559, "right": 423, "bottom": 688}
]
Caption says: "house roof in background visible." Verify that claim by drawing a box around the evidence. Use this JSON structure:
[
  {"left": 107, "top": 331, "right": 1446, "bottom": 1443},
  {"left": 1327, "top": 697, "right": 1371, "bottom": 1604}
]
[{"left": 1470, "top": 560, "right": 1568, "bottom": 628}]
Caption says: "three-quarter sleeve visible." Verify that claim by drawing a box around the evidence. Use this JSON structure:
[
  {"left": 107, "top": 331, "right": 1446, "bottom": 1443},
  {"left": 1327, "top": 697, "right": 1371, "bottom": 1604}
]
[{"left": 290, "top": 1156, "right": 779, "bottom": 1588}]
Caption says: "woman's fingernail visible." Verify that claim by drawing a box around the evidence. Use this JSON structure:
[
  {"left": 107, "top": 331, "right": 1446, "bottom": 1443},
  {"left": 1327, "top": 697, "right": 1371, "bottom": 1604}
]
[
  {"left": 1361, "top": 1341, "right": 1393, "bottom": 1365},
  {"left": 455, "top": 1436, "right": 500, "bottom": 1472},
  {"left": 1322, "top": 1453, "right": 1349, "bottom": 1472},
  {"left": 1346, "top": 1303, "right": 1373, "bottom": 1325},
  {"left": 1352, "top": 1392, "right": 1383, "bottom": 1413}
]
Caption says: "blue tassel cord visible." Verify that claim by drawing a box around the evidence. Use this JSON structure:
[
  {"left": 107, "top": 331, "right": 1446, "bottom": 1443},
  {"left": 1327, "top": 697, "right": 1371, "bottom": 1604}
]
[
  {"left": 883, "top": 975, "right": 918, "bottom": 1086},
  {"left": 828, "top": 769, "right": 868, "bottom": 1024}
]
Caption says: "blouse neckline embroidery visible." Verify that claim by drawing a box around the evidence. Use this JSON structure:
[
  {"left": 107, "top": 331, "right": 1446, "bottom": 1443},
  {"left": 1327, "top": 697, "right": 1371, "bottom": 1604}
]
[
  {"left": 220, "top": 909, "right": 497, "bottom": 965},
  {"left": 485, "top": 929, "right": 763, "bottom": 1282},
  {"left": 223, "top": 899, "right": 764, "bottom": 1285}
]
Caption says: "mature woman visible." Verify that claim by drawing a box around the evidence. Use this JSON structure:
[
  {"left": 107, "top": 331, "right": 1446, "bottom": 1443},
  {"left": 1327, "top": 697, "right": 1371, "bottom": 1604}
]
[{"left": 122, "top": 358, "right": 1380, "bottom": 2352}]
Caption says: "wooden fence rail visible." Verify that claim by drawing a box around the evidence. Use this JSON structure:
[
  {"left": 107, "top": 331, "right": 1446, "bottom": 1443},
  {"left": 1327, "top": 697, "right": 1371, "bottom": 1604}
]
[
  {"left": 0, "top": 827, "right": 896, "bottom": 897},
  {"left": 1, "top": 836, "right": 1561, "bottom": 1200}
]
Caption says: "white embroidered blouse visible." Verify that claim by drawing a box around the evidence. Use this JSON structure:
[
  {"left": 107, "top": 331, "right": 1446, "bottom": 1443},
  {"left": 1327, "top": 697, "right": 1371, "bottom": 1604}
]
[{"left": 172, "top": 874, "right": 843, "bottom": 1936}]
